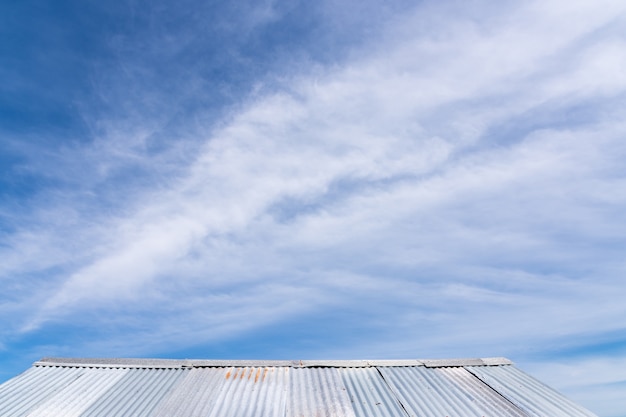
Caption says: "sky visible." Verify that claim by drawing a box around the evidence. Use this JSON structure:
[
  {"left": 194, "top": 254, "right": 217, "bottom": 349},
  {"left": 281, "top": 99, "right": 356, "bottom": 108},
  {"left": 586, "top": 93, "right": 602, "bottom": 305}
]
[{"left": 1, "top": 0, "right": 626, "bottom": 415}]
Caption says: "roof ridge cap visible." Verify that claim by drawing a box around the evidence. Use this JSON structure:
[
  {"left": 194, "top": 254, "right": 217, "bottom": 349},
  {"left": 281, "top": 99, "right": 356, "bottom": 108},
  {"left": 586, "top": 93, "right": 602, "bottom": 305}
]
[{"left": 34, "top": 357, "right": 513, "bottom": 369}]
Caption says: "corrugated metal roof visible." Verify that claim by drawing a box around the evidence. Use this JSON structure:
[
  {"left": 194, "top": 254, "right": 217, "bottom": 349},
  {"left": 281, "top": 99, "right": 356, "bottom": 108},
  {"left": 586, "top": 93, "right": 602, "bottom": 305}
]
[
  {"left": 0, "top": 357, "right": 597, "bottom": 417},
  {"left": 466, "top": 365, "right": 598, "bottom": 417},
  {"left": 287, "top": 367, "right": 356, "bottom": 417}
]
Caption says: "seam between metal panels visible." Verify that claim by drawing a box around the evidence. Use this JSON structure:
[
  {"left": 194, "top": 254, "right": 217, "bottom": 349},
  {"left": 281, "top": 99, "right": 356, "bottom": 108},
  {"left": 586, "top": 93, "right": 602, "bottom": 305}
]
[
  {"left": 373, "top": 366, "right": 412, "bottom": 417},
  {"left": 464, "top": 366, "right": 531, "bottom": 417}
]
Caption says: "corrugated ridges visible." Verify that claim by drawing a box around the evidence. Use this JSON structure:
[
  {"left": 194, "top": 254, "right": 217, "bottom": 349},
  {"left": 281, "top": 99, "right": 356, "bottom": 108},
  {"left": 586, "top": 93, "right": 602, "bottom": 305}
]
[
  {"left": 287, "top": 367, "right": 356, "bottom": 417},
  {"left": 0, "top": 358, "right": 599, "bottom": 417},
  {"left": 435, "top": 367, "right": 528, "bottom": 416},
  {"left": 79, "top": 368, "right": 187, "bottom": 417},
  {"left": 0, "top": 366, "right": 85, "bottom": 417},
  {"left": 466, "top": 365, "right": 598, "bottom": 417},
  {"left": 379, "top": 366, "right": 528, "bottom": 417},
  {"left": 202, "top": 367, "right": 289, "bottom": 417},
  {"left": 150, "top": 368, "right": 226, "bottom": 417},
  {"left": 25, "top": 368, "right": 128, "bottom": 417},
  {"left": 150, "top": 367, "right": 290, "bottom": 417},
  {"left": 339, "top": 367, "right": 408, "bottom": 417}
]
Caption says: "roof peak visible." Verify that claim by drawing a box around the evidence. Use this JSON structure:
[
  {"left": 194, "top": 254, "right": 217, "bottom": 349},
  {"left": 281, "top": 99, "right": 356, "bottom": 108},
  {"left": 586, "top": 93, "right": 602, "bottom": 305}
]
[{"left": 34, "top": 357, "right": 513, "bottom": 369}]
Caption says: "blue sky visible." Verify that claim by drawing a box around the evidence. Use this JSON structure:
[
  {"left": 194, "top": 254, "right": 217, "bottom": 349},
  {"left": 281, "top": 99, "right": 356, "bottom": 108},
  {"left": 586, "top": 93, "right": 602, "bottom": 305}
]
[{"left": 2, "top": 0, "right": 626, "bottom": 415}]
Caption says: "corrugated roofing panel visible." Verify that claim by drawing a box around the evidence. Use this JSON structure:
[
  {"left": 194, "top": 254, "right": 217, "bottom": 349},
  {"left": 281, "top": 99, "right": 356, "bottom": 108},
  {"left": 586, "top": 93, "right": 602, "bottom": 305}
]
[
  {"left": 150, "top": 368, "right": 227, "bottom": 417},
  {"left": 338, "top": 367, "right": 407, "bottom": 417},
  {"left": 79, "top": 367, "right": 188, "bottom": 417},
  {"left": 287, "top": 367, "right": 356, "bottom": 417},
  {"left": 379, "top": 366, "right": 528, "bottom": 417},
  {"left": 0, "top": 366, "right": 86, "bottom": 417},
  {"left": 25, "top": 368, "right": 128, "bottom": 417},
  {"left": 466, "top": 365, "right": 597, "bottom": 417},
  {"left": 433, "top": 367, "right": 528, "bottom": 417},
  {"left": 0, "top": 358, "right": 599, "bottom": 417},
  {"left": 203, "top": 367, "right": 290, "bottom": 417}
]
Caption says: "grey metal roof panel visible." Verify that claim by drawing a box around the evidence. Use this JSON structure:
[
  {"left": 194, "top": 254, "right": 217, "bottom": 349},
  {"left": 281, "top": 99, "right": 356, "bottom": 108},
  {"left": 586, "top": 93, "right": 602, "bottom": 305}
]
[
  {"left": 24, "top": 368, "right": 128, "bottom": 417},
  {"left": 151, "top": 366, "right": 291, "bottom": 417},
  {"left": 202, "top": 367, "right": 290, "bottom": 417},
  {"left": 422, "top": 358, "right": 486, "bottom": 367},
  {"left": 35, "top": 358, "right": 193, "bottom": 369},
  {"left": 34, "top": 358, "right": 296, "bottom": 368},
  {"left": 379, "top": 366, "right": 528, "bottom": 417},
  {"left": 34, "top": 357, "right": 505, "bottom": 368},
  {"left": 149, "top": 368, "right": 227, "bottom": 417},
  {"left": 79, "top": 368, "right": 187, "bottom": 417},
  {"left": 0, "top": 357, "right": 598, "bottom": 417},
  {"left": 466, "top": 365, "right": 597, "bottom": 417},
  {"left": 0, "top": 366, "right": 86, "bottom": 417},
  {"left": 297, "top": 360, "right": 371, "bottom": 368},
  {"left": 287, "top": 367, "right": 356, "bottom": 417},
  {"left": 366, "top": 360, "right": 424, "bottom": 367},
  {"left": 338, "top": 367, "right": 407, "bottom": 417}
]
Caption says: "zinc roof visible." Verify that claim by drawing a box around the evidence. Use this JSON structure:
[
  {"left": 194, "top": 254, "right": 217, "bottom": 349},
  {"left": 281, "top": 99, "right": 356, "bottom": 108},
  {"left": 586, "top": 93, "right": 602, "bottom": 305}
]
[{"left": 0, "top": 357, "right": 597, "bottom": 417}]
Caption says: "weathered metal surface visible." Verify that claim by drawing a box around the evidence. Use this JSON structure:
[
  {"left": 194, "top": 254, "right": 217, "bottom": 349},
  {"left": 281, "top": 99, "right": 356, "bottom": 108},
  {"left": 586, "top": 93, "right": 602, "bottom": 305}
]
[
  {"left": 149, "top": 366, "right": 290, "bottom": 417},
  {"left": 25, "top": 368, "right": 128, "bottom": 417},
  {"left": 202, "top": 367, "right": 289, "bottom": 417},
  {"left": 422, "top": 358, "right": 485, "bottom": 368},
  {"left": 466, "top": 365, "right": 598, "bottom": 417},
  {"left": 35, "top": 357, "right": 504, "bottom": 368},
  {"left": 297, "top": 360, "right": 370, "bottom": 368},
  {"left": 287, "top": 367, "right": 356, "bottom": 417},
  {"left": 379, "top": 365, "right": 529, "bottom": 417},
  {"left": 79, "top": 367, "right": 187, "bottom": 417},
  {"left": 338, "top": 367, "right": 408, "bottom": 417},
  {"left": 0, "top": 358, "right": 599, "bottom": 417},
  {"left": 149, "top": 368, "right": 226, "bottom": 417},
  {"left": 0, "top": 366, "right": 85, "bottom": 417}
]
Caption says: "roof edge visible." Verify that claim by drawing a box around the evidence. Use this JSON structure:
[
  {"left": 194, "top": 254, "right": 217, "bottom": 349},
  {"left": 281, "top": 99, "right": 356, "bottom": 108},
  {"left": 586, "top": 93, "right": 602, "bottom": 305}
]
[{"left": 34, "top": 357, "right": 513, "bottom": 369}]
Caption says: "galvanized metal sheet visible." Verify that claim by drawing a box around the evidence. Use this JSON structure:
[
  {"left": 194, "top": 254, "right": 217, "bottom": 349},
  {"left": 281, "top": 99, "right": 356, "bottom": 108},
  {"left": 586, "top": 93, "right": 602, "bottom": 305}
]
[
  {"left": 0, "top": 358, "right": 599, "bottom": 417},
  {"left": 25, "top": 368, "right": 128, "bottom": 417},
  {"left": 149, "top": 367, "right": 227, "bottom": 417},
  {"left": 481, "top": 357, "right": 513, "bottom": 366},
  {"left": 0, "top": 366, "right": 86, "bottom": 417},
  {"left": 35, "top": 357, "right": 511, "bottom": 368},
  {"left": 433, "top": 367, "right": 528, "bottom": 417},
  {"left": 35, "top": 358, "right": 191, "bottom": 368},
  {"left": 287, "top": 367, "right": 356, "bottom": 417},
  {"left": 79, "top": 367, "right": 188, "bottom": 417},
  {"left": 338, "top": 367, "right": 407, "bottom": 417},
  {"left": 203, "top": 367, "right": 290, "bottom": 417},
  {"left": 466, "top": 365, "right": 598, "bottom": 417},
  {"left": 366, "top": 360, "right": 423, "bottom": 367},
  {"left": 422, "top": 358, "right": 485, "bottom": 368},
  {"left": 379, "top": 366, "right": 528, "bottom": 417},
  {"left": 298, "top": 360, "right": 370, "bottom": 368}
]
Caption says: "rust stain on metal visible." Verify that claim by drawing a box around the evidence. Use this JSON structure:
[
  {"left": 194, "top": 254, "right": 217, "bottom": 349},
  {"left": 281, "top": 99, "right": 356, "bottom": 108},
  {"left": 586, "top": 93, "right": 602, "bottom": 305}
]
[
  {"left": 225, "top": 370, "right": 231, "bottom": 379},
  {"left": 262, "top": 368, "right": 268, "bottom": 381},
  {"left": 255, "top": 368, "right": 261, "bottom": 383},
  {"left": 240, "top": 368, "right": 246, "bottom": 379}
]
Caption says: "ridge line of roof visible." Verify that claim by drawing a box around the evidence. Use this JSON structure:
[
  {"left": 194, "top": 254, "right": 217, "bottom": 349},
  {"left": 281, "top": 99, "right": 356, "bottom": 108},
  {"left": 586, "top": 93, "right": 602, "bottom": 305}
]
[{"left": 34, "top": 357, "right": 513, "bottom": 368}]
